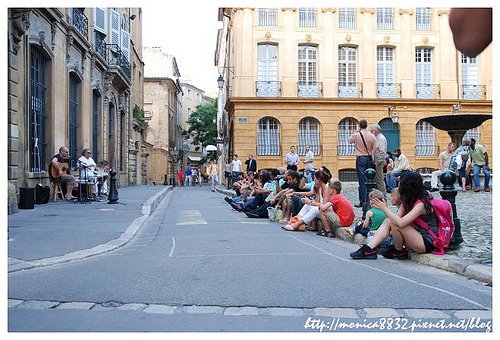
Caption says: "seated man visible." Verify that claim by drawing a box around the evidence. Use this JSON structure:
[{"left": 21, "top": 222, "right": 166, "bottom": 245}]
[
  {"left": 78, "top": 148, "right": 98, "bottom": 197},
  {"left": 386, "top": 148, "right": 411, "bottom": 191},
  {"left": 50, "top": 146, "right": 77, "bottom": 200},
  {"left": 318, "top": 180, "right": 355, "bottom": 238},
  {"left": 430, "top": 142, "right": 455, "bottom": 191}
]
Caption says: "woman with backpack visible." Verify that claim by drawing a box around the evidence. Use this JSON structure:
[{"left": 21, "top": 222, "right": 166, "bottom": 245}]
[{"left": 350, "top": 171, "right": 444, "bottom": 260}]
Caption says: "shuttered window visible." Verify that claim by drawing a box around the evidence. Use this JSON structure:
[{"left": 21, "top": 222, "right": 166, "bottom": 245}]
[
  {"left": 94, "top": 7, "right": 107, "bottom": 34},
  {"left": 338, "top": 118, "right": 358, "bottom": 156},
  {"left": 257, "top": 117, "right": 280, "bottom": 156},
  {"left": 416, "top": 120, "right": 436, "bottom": 156},
  {"left": 298, "top": 118, "right": 320, "bottom": 156}
]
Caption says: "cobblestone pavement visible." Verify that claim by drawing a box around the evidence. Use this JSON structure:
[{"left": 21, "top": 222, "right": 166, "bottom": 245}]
[{"left": 339, "top": 184, "right": 492, "bottom": 265}]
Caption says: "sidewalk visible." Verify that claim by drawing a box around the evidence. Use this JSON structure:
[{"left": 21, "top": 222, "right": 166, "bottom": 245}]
[
  {"left": 8, "top": 185, "right": 172, "bottom": 273},
  {"left": 215, "top": 183, "right": 492, "bottom": 285}
]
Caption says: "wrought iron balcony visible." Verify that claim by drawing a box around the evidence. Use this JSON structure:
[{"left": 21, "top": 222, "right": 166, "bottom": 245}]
[
  {"left": 106, "top": 44, "right": 131, "bottom": 80},
  {"left": 461, "top": 85, "right": 487, "bottom": 100},
  {"left": 338, "top": 82, "right": 363, "bottom": 98},
  {"left": 415, "top": 83, "right": 440, "bottom": 99},
  {"left": 377, "top": 83, "right": 402, "bottom": 98},
  {"left": 71, "top": 8, "right": 88, "bottom": 39},
  {"left": 256, "top": 81, "right": 281, "bottom": 97},
  {"left": 94, "top": 33, "right": 106, "bottom": 60},
  {"left": 297, "top": 81, "right": 323, "bottom": 98}
]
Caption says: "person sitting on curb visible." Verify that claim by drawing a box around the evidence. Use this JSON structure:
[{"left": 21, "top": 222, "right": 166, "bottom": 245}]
[
  {"left": 317, "top": 180, "right": 355, "bottom": 238},
  {"left": 351, "top": 189, "right": 387, "bottom": 242},
  {"left": 278, "top": 171, "right": 309, "bottom": 224},
  {"left": 350, "top": 171, "right": 440, "bottom": 260},
  {"left": 281, "top": 169, "right": 331, "bottom": 232}
]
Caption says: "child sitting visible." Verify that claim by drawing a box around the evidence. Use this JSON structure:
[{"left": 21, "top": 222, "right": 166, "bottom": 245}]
[{"left": 352, "top": 189, "right": 387, "bottom": 242}]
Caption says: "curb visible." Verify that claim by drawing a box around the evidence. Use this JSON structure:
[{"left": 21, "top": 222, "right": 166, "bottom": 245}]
[
  {"left": 215, "top": 186, "right": 492, "bottom": 284},
  {"left": 8, "top": 186, "right": 173, "bottom": 273}
]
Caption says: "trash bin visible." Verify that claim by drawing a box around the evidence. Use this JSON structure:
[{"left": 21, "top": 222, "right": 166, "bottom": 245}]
[{"left": 19, "top": 187, "right": 35, "bottom": 209}]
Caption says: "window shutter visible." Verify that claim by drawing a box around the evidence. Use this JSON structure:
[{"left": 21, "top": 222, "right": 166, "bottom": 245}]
[
  {"left": 110, "top": 9, "right": 121, "bottom": 49},
  {"left": 121, "top": 29, "right": 130, "bottom": 61},
  {"left": 94, "top": 7, "right": 107, "bottom": 34}
]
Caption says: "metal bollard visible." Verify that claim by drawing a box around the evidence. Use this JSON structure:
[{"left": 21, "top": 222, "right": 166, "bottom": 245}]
[
  {"left": 107, "top": 169, "right": 119, "bottom": 204},
  {"left": 439, "top": 170, "right": 463, "bottom": 248},
  {"left": 363, "top": 168, "right": 377, "bottom": 219}
]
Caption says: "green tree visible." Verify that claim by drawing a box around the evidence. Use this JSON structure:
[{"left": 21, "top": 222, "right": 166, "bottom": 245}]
[{"left": 183, "top": 99, "right": 217, "bottom": 152}]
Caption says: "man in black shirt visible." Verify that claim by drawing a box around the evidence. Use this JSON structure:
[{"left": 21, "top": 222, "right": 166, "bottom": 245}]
[
  {"left": 245, "top": 154, "right": 257, "bottom": 172},
  {"left": 50, "top": 146, "right": 77, "bottom": 200}
]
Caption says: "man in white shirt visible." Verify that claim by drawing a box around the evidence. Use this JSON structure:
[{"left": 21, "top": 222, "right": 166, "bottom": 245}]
[
  {"left": 231, "top": 154, "right": 242, "bottom": 182},
  {"left": 78, "top": 148, "right": 98, "bottom": 196},
  {"left": 386, "top": 148, "right": 411, "bottom": 191},
  {"left": 284, "top": 145, "right": 300, "bottom": 171},
  {"left": 303, "top": 146, "right": 315, "bottom": 175},
  {"left": 430, "top": 142, "right": 456, "bottom": 191},
  {"left": 370, "top": 124, "right": 387, "bottom": 194}
]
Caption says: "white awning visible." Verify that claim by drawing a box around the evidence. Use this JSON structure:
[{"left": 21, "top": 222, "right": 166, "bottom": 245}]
[{"left": 188, "top": 156, "right": 202, "bottom": 162}]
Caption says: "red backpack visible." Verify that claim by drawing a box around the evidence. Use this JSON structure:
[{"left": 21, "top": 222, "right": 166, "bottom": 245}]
[{"left": 414, "top": 198, "right": 455, "bottom": 255}]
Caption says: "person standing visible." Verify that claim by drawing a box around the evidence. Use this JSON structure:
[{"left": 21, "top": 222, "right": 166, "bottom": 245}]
[
  {"left": 370, "top": 124, "right": 387, "bottom": 194},
  {"left": 184, "top": 167, "right": 192, "bottom": 187},
  {"left": 303, "top": 145, "right": 315, "bottom": 176},
  {"left": 348, "top": 119, "right": 377, "bottom": 208},
  {"left": 231, "top": 154, "right": 242, "bottom": 184},
  {"left": 245, "top": 154, "right": 257, "bottom": 173},
  {"left": 224, "top": 160, "right": 232, "bottom": 189},
  {"left": 206, "top": 160, "right": 219, "bottom": 191},
  {"left": 470, "top": 138, "right": 491, "bottom": 192},
  {"left": 430, "top": 142, "right": 456, "bottom": 191},
  {"left": 177, "top": 168, "right": 184, "bottom": 187},
  {"left": 284, "top": 145, "right": 300, "bottom": 171}
]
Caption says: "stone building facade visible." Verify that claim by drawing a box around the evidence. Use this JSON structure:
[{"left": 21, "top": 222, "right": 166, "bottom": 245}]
[
  {"left": 215, "top": 7, "right": 492, "bottom": 179},
  {"left": 7, "top": 7, "right": 146, "bottom": 213}
]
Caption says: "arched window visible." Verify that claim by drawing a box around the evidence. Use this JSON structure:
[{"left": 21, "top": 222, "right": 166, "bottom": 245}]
[
  {"left": 257, "top": 117, "right": 280, "bottom": 156},
  {"left": 298, "top": 117, "right": 320, "bottom": 156},
  {"left": 463, "top": 127, "right": 480, "bottom": 143},
  {"left": 338, "top": 117, "right": 358, "bottom": 156},
  {"left": 415, "top": 120, "right": 436, "bottom": 156}
]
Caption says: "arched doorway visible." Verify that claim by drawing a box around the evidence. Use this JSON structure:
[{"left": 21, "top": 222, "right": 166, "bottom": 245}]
[{"left": 379, "top": 118, "right": 399, "bottom": 152}]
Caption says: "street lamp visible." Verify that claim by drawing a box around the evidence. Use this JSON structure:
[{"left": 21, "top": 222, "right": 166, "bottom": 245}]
[
  {"left": 388, "top": 105, "right": 399, "bottom": 124},
  {"left": 217, "top": 75, "right": 225, "bottom": 90},
  {"left": 216, "top": 66, "right": 235, "bottom": 90}
]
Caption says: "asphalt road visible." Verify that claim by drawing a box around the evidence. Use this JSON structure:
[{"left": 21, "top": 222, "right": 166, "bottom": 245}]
[{"left": 8, "top": 186, "right": 492, "bottom": 332}]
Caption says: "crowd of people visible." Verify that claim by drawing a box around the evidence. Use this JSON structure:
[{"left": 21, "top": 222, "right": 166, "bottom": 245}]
[{"left": 218, "top": 120, "right": 491, "bottom": 261}]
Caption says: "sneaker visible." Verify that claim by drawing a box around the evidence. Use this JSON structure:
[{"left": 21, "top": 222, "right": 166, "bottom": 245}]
[
  {"left": 380, "top": 245, "right": 409, "bottom": 260},
  {"left": 224, "top": 197, "right": 232, "bottom": 203},
  {"left": 350, "top": 244, "right": 378, "bottom": 260},
  {"left": 484, "top": 187, "right": 491, "bottom": 192}
]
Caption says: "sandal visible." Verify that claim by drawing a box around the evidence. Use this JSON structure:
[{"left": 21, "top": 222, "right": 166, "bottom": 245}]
[
  {"left": 317, "top": 229, "right": 335, "bottom": 238},
  {"left": 281, "top": 224, "right": 294, "bottom": 231},
  {"left": 306, "top": 226, "right": 317, "bottom": 232}
]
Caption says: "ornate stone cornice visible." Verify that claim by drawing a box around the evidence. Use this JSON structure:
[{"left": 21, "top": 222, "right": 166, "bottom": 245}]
[
  {"left": 360, "top": 8, "right": 375, "bottom": 15},
  {"left": 264, "top": 31, "right": 271, "bottom": 40},
  {"left": 305, "top": 34, "right": 312, "bottom": 43},
  {"left": 422, "top": 36, "right": 429, "bottom": 45},
  {"left": 321, "top": 8, "right": 336, "bottom": 14},
  {"left": 345, "top": 35, "right": 352, "bottom": 43},
  {"left": 10, "top": 8, "right": 31, "bottom": 55},
  {"left": 399, "top": 9, "right": 414, "bottom": 16},
  {"left": 438, "top": 10, "right": 449, "bottom": 16},
  {"left": 281, "top": 8, "right": 297, "bottom": 12},
  {"left": 384, "top": 36, "right": 390, "bottom": 44}
]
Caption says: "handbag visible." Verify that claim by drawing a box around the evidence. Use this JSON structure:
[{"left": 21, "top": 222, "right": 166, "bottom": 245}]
[{"left": 359, "top": 132, "right": 376, "bottom": 170}]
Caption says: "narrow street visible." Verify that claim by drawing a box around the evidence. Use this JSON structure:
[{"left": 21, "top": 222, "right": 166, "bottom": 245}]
[{"left": 8, "top": 186, "right": 492, "bottom": 332}]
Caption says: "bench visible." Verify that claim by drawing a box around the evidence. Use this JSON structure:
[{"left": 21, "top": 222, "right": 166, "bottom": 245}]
[{"left": 418, "top": 168, "right": 493, "bottom": 189}]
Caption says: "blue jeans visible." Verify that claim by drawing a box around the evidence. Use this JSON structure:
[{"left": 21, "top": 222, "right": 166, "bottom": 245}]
[
  {"left": 472, "top": 164, "right": 490, "bottom": 189},
  {"left": 356, "top": 156, "right": 372, "bottom": 204},
  {"left": 386, "top": 170, "right": 406, "bottom": 191}
]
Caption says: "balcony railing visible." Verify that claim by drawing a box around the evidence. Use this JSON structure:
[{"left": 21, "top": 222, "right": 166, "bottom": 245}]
[
  {"left": 94, "top": 33, "right": 106, "bottom": 60},
  {"left": 256, "top": 81, "right": 281, "bottom": 97},
  {"left": 71, "top": 9, "right": 89, "bottom": 39},
  {"left": 338, "top": 82, "right": 363, "bottom": 98},
  {"left": 297, "top": 82, "right": 323, "bottom": 97},
  {"left": 415, "top": 83, "right": 440, "bottom": 99},
  {"left": 106, "top": 44, "right": 131, "bottom": 79},
  {"left": 376, "top": 83, "right": 401, "bottom": 98},
  {"left": 461, "top": 85, "right": 487, "bottom": 100}
]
